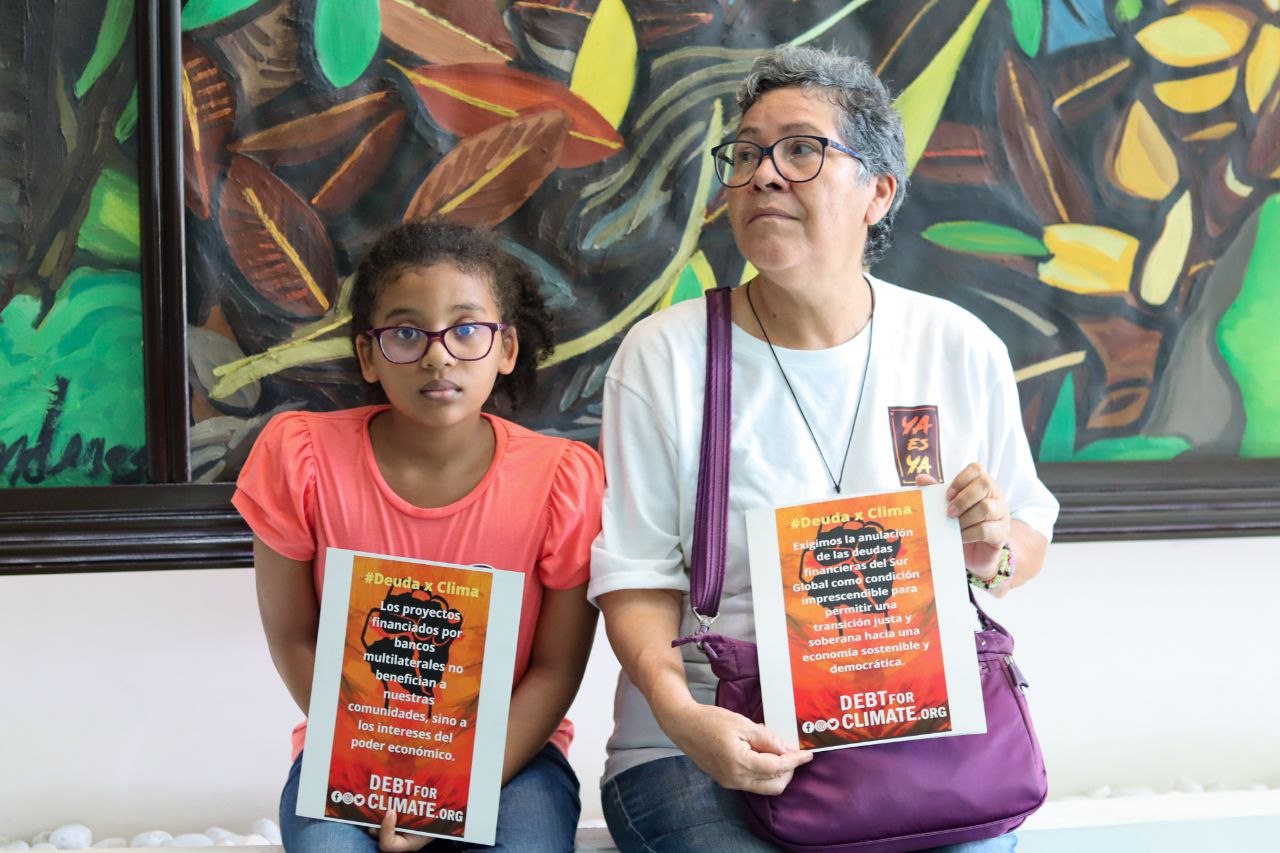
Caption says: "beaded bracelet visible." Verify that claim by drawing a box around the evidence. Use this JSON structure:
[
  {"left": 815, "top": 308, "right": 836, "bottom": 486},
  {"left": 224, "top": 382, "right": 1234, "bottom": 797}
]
[{"left": 967, "top": 544, "right": 1015, "bottom": 590}]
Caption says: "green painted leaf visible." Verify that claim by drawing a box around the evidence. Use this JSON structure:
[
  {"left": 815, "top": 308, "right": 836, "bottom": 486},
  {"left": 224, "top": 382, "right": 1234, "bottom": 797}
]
[
  {"left": 1218, "top": 194, "right": 1280, "bottom": 457},
  {"left": 314, "top": 0, "right": 381, "bottom": 89},
  {"left": 921, "top": 221, "right": 1049, "bottom": 256},
  {"left": 1114, "top": 0, "right": 1143, "bottom": 24},
  {"left": 0, "top": 269, "right": 145, "bottom": 487},
  {"left": 74, "top": 0, "right": 134, "bottom": 98},
  {"left": 181, "top": 0, "right": 261, "bottom": 31},
  {"left": 115, "top": 86, "right": 138, "bottom": 143},
  {"left": 1037, "top": 372, "right": 1190, "bottom": 462},
  {"left": 1004, "top": 0, "right": 1042, "bottom": 57},
  {"left": 76, "top": 169, "right": 141, "bottom": 264},
  {"left": 896, "top": 0, "right": 993, "bottom": 172}
]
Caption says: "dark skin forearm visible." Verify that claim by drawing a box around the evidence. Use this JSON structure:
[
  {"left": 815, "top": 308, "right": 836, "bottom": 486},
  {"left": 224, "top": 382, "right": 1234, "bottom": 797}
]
[{"left": 253, "top": 536, "right": 320, "bottom": 714}]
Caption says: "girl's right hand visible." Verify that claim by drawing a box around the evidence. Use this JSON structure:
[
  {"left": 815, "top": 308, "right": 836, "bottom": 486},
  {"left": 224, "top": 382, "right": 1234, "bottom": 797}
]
[
  {"left": 374, "top": 810, "right": 432, "bottom": 851},
  {"left": 661, "top": 701, "right": 813, "bottom": 795}
]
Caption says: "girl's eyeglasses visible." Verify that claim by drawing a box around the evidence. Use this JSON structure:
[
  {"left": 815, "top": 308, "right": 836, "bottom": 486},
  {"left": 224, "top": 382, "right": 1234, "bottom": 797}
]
[
  {"left": 710, "top": 135, "right": 865, "bottom": 188},
  {"left": 366, "top": 322, "right": 509, "bottom": 364}
]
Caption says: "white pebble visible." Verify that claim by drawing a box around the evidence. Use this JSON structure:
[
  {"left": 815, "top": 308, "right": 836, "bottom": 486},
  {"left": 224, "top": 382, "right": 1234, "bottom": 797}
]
[
  {"left": 31, "top": 836, "right": 50, "bottom": 846},
  {"left": 203, "top": 830, "right": 240, "bottom": 845},
  {"left": 1205, "top": 781, "right": 1228, "bottom": 792},
  {"left": 1, "top": 842, "right": 30, "bottom": 851},
  {"left": 33, "top": 845, "right": 57, "bottom": 851},
  {"left": 1172, "top": 776, "right": 1203, "bottom": 793},
  {"left": 1087, "top": 785, "right": 1111, "bottom": 798},
  {"left": 249, "top": 821, "right": 280, "bottom": 846},
  {"left": 239, "top": 835, "right": 271, "bottom": 846},
  {"left": 1112, "top": 786, "right": 1155, "bottom": 797},
  {"left": 130, "top": 832, "right": 173, "bottom": 848},
  {"left": 166, "top": 835, "right": 214, "bottom": 847},
  {"left": 50, "top": 824, "right": 92, "bottom": 849},
  {"left": 91, "top": 841, "right": 126, "bottom": 849},
  {"left": 1246, "top": 783, "right": 1269, "bottom": 791}
]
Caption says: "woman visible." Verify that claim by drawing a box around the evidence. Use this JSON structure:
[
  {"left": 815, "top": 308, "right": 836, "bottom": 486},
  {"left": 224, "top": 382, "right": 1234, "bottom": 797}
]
[{"left": 588, "top": 45, "right": 1059, "bottom": 852}]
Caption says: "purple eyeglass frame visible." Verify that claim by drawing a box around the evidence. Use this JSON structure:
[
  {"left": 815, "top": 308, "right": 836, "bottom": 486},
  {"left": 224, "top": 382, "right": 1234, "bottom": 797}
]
[{"left": 365, "top": 322, "right": 510, "bottom": 363}]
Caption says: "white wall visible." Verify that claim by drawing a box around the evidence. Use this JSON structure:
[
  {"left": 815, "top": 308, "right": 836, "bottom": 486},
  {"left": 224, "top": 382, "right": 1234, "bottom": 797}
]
[{"left": 2, "top": 535, "right": 1278, "bottom": 841}]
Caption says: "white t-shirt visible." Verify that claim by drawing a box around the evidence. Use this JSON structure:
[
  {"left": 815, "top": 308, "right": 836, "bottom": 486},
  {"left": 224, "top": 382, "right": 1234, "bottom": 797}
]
[{"left": 587, "top": 275, "right": 1060, "bottom": 782}]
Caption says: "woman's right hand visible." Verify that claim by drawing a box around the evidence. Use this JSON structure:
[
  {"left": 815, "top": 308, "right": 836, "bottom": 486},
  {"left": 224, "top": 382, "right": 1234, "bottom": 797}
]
[{"left": 659, "top": 700, "right": 812, "bottom": 795}]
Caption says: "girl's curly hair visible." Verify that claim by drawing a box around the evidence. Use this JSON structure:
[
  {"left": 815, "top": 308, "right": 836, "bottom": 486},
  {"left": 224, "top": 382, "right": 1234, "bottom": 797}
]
[{"left": 351, "top": 221, "right": 555, "bottom": 411}]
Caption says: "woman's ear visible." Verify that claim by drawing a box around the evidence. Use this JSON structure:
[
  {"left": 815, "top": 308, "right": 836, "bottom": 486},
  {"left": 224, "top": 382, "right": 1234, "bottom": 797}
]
[{"left": 865, "top": 173, "right": 897, "bottom": 226}]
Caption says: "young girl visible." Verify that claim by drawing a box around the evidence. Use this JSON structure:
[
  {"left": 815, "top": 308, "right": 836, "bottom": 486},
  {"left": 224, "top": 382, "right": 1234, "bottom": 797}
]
[{"left": 233, "top": 222, "right": 602, "bottom": 852}]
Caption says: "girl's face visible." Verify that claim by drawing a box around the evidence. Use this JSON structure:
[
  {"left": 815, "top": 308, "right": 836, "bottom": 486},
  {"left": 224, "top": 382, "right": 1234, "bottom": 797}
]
[{"left": 356, "top": 262, "right": 517, "bottom": 429}]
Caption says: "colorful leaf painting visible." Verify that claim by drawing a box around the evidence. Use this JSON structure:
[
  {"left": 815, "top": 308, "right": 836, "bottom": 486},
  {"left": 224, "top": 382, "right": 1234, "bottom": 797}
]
[
  {"left": 182, "top": 0, "right": 265, "bottom": 31},
  {"left": 314, "top": 0, "right": 381, "bottom": 88},
  {"left": 75, "top": 0, "right": 133, "bottom": 98},
  {"left": 1106, "top": 100, "right": 1179, "bottom": 202},
  {"left": 1245, "top": 25, "right": 1280, "bottom": 113},
  {"left": 114, "top": 87, "right": 138, "bottom": 143},
  {"left": 1005, "top": 0, "right": 1043, "bottom": 57},
  {"left": 1138, "top": 191, "right": 1192, "bottom": 307},
  {"left": 895, "top": 0, "right": 993, "bottom": 172},
  {"left": 1249, "top": 83, "right": 1280, "bottom": 178},
  {"left": 395, "top": 62, "right": 623, "bottom": 168},
  {"left": 995, "top": 50, "right": 1094, "bottom": 224},
  {"left": 379, "top": 0, "right": 515, "bottom": 64},
  {"left": 182, "top": 41, "right": 236, "bottom": 220},
  {"left": 312, "top": 108, "right": 408, "bottom": 214},
  {"left": 214, "top": 0, "right": 303, "bottom": 108},
  {"left": 921, "top": 221, "right": 1049, "bottom": 256},
  {"left": 570, "top": 0, "right": 637, "bottom": 129},
  {"left": 217, "top": 156, "right": 340, "bottom": 318},
  {"left": 77, "top": 169, "right": 141, "bottom": 263},
  {"left": 630, "top": 0, "right": 717, "bottom": 47},
  {"left": 1038, "top": 224, "right": 1138, "bottom": 295},
  {"left": 229, "top": 91, "right": 396, "bottom": 166},
  {"left": 403, "top": 109, "right": 569, "bottom": 227},
  {"left": 1135, "top": 7, "right": 1252, "bottom": 68}
]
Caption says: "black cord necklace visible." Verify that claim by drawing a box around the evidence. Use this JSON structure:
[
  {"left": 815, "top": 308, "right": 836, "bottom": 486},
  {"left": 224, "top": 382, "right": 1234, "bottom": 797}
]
[{"left": 745, "top": 278, "right": 875, "bottom": 495}]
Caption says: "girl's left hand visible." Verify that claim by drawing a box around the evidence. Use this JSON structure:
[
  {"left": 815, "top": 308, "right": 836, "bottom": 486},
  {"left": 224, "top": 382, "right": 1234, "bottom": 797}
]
[
  {"left": 372, "top": 810, "right": 432, "bottom": 851},
  {"left": 916, "top": 463, "right": 1009, "bottom": 580}
]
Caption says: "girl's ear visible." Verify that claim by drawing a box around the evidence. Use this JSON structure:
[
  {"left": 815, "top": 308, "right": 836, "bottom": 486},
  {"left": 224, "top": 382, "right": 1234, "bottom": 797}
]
[
  {"left": 356, "top": 333, "right": 380, "bottom": 384},
  {"left": 496, "top": 327, "right": 519, "bottom": 376}
]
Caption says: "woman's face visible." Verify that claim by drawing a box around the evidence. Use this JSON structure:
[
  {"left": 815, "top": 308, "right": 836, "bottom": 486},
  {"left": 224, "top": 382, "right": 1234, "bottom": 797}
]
[{"left": 726, "top": 86, "right": 895, "bottom": 277}]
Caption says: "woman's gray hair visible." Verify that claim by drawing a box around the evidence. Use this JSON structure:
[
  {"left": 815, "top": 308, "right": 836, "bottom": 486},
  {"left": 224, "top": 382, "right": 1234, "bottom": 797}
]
[{"left": 737, "top": 45, "right": 908, "bottom": 265}]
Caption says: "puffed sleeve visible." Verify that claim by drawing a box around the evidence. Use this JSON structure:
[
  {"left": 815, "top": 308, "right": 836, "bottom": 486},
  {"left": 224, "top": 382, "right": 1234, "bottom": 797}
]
[
  {"left": 980, "top": 341, "right": 1060, "bottom": 543},
  {"left": 231, "top": 411, "right": 318, "bottom": 561},
  {"left": 536, "top": 440, "right": 605, "bottom": 590}
]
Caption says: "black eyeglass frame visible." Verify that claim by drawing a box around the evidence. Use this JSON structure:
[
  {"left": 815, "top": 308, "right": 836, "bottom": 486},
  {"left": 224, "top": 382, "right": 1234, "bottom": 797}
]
[
  {"left": 709, "top": 135, "right": 866, "bottom": 188},
  {"left": 365, "top": 322, "right": 511, "bottom": 364}
]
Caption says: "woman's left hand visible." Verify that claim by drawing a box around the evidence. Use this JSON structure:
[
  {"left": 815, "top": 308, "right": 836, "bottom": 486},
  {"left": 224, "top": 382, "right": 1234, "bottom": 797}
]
[
  {"left": 916, "top": 463, "right": 1009, "bottom": 580},
  {"left": 370, "top": 810, "right": 432, "bottom": 851}
]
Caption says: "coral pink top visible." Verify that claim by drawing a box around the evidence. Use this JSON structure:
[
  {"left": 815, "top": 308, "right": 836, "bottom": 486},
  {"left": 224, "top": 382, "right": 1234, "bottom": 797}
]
[{"left": 232, "top": 405, "right": 603, "bottom": 761}]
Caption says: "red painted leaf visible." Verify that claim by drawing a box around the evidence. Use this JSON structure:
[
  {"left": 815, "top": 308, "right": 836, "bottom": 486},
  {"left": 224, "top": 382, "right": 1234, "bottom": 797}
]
[
  {"left": 396, "top": 62, "right": 622, "bottom": 168},
  {"left": 312, "top": 107, "right": 408, "bottom": 214},
  {"left": 379, "top": 0, "right": 515, "bottom": 64},
  {"left": 403, "top": 108, "right": 569, "bottom": 228},
  {"left": 218, "top": 156, "right": 340, "bottom": 319},
  {"left": 228, "top": 91, "right": 396, "bottom": 166},
  {"left": 182, "top": 40, "right": 236, "bottom": 220}
]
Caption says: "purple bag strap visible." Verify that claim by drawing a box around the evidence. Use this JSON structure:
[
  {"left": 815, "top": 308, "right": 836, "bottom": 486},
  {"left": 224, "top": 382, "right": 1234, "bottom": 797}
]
[{"left": 687, "top": 286, "right": 734, "bottom": 626}]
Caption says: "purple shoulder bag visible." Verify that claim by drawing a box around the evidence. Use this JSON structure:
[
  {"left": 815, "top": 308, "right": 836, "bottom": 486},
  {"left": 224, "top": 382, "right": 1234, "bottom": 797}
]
[{"left": 673, "top": 286, "right": 1047, "bottom": 852}]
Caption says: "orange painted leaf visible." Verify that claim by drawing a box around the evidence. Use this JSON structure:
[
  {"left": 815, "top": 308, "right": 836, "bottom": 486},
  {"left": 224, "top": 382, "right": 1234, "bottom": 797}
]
[
  {"left": 213, "top": 0, "right": 302, "bottom": 108},
  {"left": 995, "top": 51, "right": 1094, "bottom": 225},
  {"left": 403, "top": 108, "right": 569, "bottom": 228},
  {"left": 379, "top": 0, "right": 515, "bottom": 64},
  {"left": 312, "top": 107, "right": 408, "bottom": 214},
  {"left": 228, "top": 91, "right": 395, "bottom": 166},
  {"left": 396, "top": 62, "right": 622, "bottom": 168},
  {"left": 218, "top": 156, "right": 340, "bottom": 319},
  {"left": 182, "top": 40, "right": 236, "bottom": 220},
  {"left": 630, "top": 0, "right": 716, "bottom": 47}
]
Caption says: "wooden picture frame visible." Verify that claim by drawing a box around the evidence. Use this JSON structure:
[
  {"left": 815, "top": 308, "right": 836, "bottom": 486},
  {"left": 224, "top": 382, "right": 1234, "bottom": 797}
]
[{"left": 2, "top": 1, "right": 1278, "bottom": 574}]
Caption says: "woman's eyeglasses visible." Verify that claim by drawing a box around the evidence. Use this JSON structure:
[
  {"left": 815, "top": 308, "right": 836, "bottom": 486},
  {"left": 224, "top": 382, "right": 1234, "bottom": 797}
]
[
  {"left": 365, "top": 322, "right": 509, "bottom": 364},
  {"left": 710, "top": 135, "right": 864, "bottom": 188}
]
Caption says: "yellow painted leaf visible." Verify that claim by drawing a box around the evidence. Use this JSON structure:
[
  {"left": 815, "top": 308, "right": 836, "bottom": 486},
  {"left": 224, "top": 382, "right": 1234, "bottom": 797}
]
[
  {"left": 1153, "top": 67, "right": 1238, "bottom": 113},
  {"left": 1246, "top": 24, "right": 1280, "bottom": 112},
  {"left": 895, "top": 0, "right": 993, "bottom": 172},
  {"left": 740, "top": 261, "right": 758, "bottom": 285},
  {"left": 1135, "top": 8, "right": 1252, "bottom": 68},
  {"left": 1182, "top": 121, "right": 1237, "bottom": 141},
  {"left": 1038, "top": 224, "right": 1138, "bottom": 295},
  {"left": 1139, "top": 191, "right": 1193, "bottom": 306},
  {"left": 1109, "top": 101, "right": 1180, "bottom": 200},
  {"left": 570, "top": 0, "right": 637, "bottom": 129}
]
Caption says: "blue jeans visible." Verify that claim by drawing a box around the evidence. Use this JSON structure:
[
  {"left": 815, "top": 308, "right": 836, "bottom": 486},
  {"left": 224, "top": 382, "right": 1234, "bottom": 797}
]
[
  {"left": 602, "top": 755, "right": 1016, "bottom": 853},
  {"left": 279, "top": 743, "right": 580, "bottom": 852}
]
